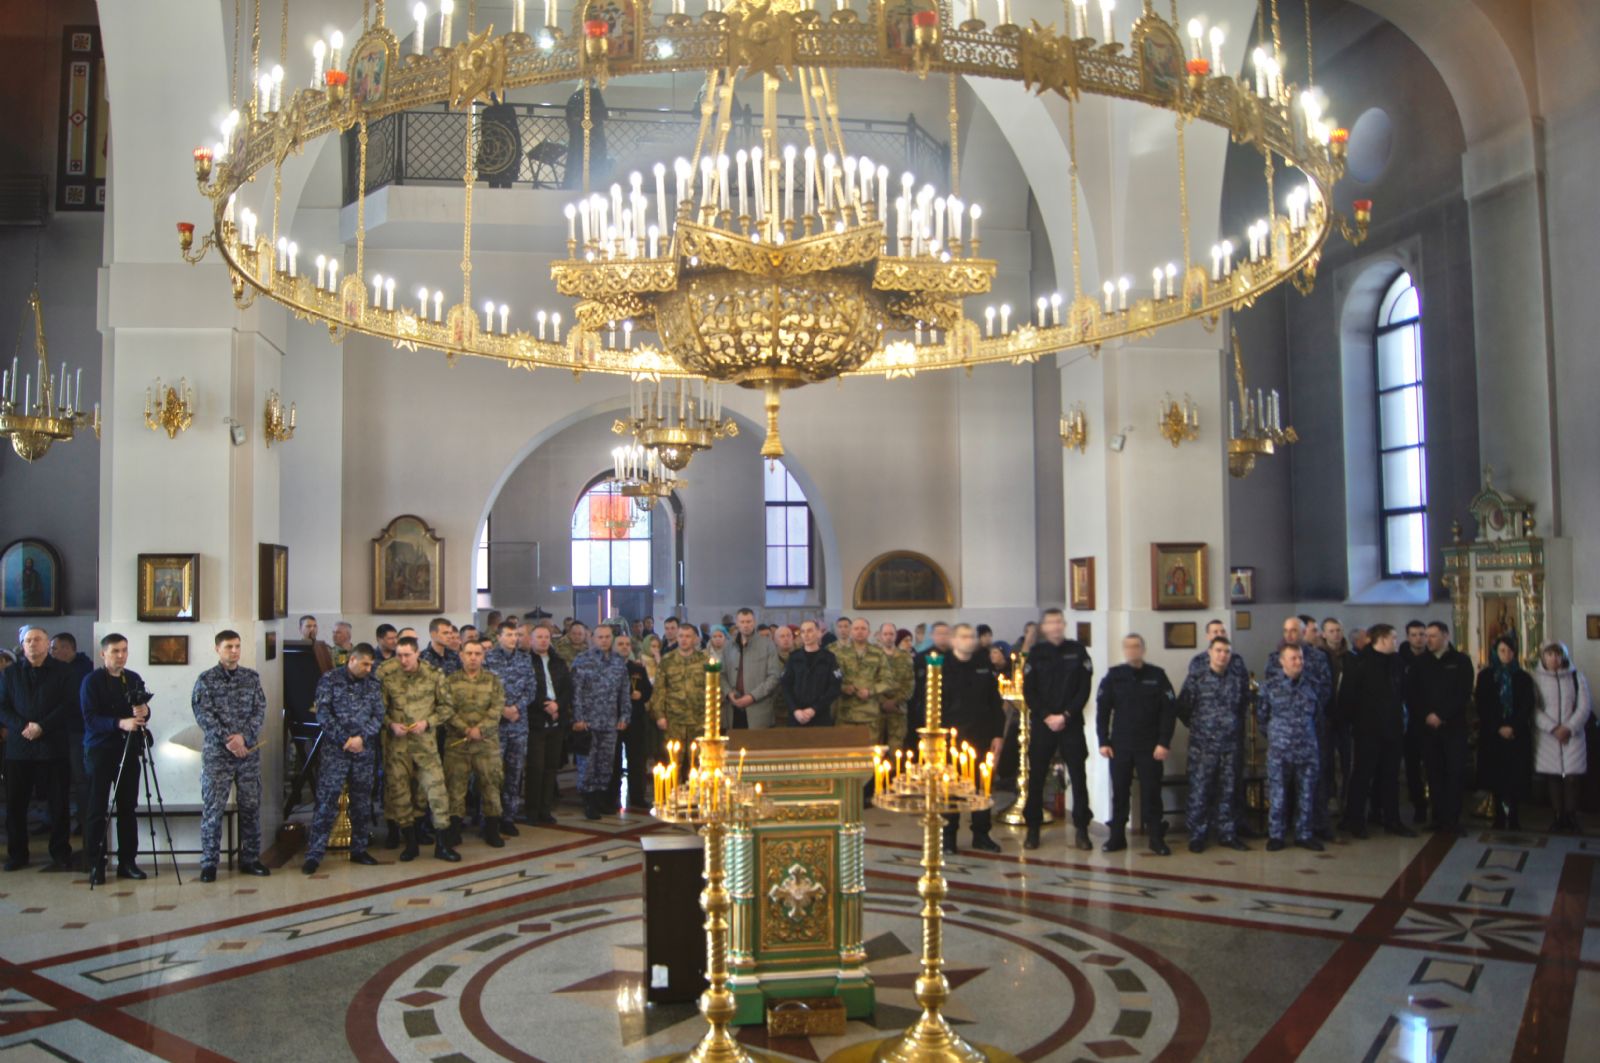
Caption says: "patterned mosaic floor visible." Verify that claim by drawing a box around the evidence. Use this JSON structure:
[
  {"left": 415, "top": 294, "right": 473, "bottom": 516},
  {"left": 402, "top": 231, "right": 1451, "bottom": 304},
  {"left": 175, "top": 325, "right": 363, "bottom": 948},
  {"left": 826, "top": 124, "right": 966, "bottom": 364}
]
[{"left": 0, "top": 797, "right": 1595, "bottom": 1062}]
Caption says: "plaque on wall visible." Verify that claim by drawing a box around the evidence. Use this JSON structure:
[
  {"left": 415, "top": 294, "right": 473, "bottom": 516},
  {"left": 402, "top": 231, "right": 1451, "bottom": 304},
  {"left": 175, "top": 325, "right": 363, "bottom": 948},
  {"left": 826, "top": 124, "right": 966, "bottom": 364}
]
[{"left": 852, "top": 551, "right": 953, "bottom": 610}]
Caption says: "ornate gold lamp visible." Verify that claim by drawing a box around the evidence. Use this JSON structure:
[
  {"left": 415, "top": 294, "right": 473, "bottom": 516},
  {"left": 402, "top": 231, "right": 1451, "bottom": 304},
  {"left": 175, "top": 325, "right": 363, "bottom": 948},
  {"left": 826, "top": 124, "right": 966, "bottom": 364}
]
[
  {"left": 181, "top": 0, "right": 1369, "bottom": 460},
  {"left": 614, "top": 376, "right": 738, "bottom": 472},
  {"left": 1157, "top": 393, "right": 1199, "bottom": 448},
  {"left": 830, "top": 654, "right": 1013, "bottom": 1063},
  {"left": 1225, "top": 328, "right": 1296, "bottom": 478},
  {"left": 144, "top": 377, "right": 195, "bottom": 439},
  {"left": 996, "top": 653, "right": 1047, "bottom": 828},
  {"left": 262, "top": 389, "right": 296, "bottom": 448},
  {"left": 0, "top": 286, "right": 99, "bottom": 462},
  {"left": 650, "top": 656, "right": 774, "bottom": 1063}
]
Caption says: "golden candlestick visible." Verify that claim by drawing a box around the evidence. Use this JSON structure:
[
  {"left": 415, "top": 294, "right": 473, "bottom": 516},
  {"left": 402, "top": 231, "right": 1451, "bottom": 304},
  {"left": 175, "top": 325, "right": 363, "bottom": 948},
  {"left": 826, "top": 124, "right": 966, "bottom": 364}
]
[
  {"left": 329, "top": 784, "right": 353, "bottom": 851},
  {"left": 998, "top": 654, "right": 1048, "bottom": 827},
  {"left": 830, "top": 656, "right": 1016, "bottom": 1063},
  {"left": 650, "top": 657, "right": 773, "bottom": 1063}
]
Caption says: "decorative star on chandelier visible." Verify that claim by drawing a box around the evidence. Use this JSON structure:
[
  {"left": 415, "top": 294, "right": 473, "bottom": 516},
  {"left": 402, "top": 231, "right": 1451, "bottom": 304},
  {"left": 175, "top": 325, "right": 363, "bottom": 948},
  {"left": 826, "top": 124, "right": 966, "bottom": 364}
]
[{"left": 180, "top": 0, "right": 1369, "bottom": 459}]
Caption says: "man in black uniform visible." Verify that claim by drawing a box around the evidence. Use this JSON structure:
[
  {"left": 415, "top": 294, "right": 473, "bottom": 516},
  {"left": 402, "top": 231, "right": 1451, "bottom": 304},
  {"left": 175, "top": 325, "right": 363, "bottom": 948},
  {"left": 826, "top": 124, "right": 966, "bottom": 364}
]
[
  {"left": 1415, "top": 620, "right": 1474, "bottom": 835},
  {"left": 1022, "top": 608, "right": 1095, "bottom": 851},
  {"left": 1398, "top": 620, "right": 1428, "bottom": 824},
  {"left": 781, "top": 620, "right": 840, "bottom": 728},
  {"left": 940, "top": 624, "right": 1006, "bottom": 854},
  {"left": 79, "top": 634, "right": 151, "bottom": 884},
  {"left": 1337, "top": 624, "right": 1418, "bottom": 839},
  {"left": 1096, "top": 634, "right": 1177, "bottom": 855}
]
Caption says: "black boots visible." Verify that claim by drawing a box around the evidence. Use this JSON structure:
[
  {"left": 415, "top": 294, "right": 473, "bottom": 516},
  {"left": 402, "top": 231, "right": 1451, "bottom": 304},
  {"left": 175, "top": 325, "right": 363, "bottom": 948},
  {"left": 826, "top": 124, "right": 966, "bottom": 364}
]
[
  {"left": 970, "top": 832, "right": 1001, "bottom": 853},
  {"left": 1074, "top": 826, "right": 1093, "bottom": 851},
  {"left": 1023, "top": 826, "right": 1041, "bottom": 850},
  {"left": 443, "top": 816, "right": 464, "bottom": 848},
  {"left": 1148, "top": 823, "right": 1171, "bottom": 857},
  {"left": 434, "top": 836, "right": 461, "bottom": 862},
  {"left": 1102, "top": 825, "right": 1128, "bottom": 853},
  {"left": 416, "top": 818, "right": 436, "bottom": 844},
  {"left": 582, "top": 793, "right": 603, "bottom": 821},
  {"left": 385, "top": 821, "right": 400, "bottom": 849},
  {"left": 499, "top": 818, "right": 519, "bottom": 837},
  {"left": 482, "top": 820, "right": 504, "bottom": 848},
  {"left": 399, "top": 826, "right": 420, "bottom": 862}
]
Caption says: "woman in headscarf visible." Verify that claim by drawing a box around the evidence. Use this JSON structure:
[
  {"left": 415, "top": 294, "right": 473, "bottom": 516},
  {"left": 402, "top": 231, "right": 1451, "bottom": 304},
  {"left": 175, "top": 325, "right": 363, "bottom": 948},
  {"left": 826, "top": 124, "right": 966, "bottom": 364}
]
[
  {"left": 1533, "top": 640, "right": 1592, "bottom": 832},
  {"left": 1474, "top": 635, "right": 1534, "bottom": 829},
  {"left": 708, "top": 625, "right": 729, "bottom": 656}
]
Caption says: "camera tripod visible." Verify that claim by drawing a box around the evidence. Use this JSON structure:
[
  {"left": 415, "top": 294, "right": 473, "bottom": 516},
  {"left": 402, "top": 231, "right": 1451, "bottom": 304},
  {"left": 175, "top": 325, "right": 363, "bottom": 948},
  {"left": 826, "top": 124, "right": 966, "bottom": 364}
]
[{"left": 90, "top": 725, "right": 182, "bottom": 889}]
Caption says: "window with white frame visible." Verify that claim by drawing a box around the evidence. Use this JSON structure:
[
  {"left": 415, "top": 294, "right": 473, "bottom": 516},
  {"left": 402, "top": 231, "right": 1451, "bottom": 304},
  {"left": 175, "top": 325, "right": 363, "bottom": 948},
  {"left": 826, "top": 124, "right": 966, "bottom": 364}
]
[
  {"left": 764, "top": 462, "right": 812, "bottom": 589},
  {"left": 571, "top": 480, "right": 652, "bottom": 587},
  {"left": 1375, "top": 271, "right": 1428, "bottom": 578}
]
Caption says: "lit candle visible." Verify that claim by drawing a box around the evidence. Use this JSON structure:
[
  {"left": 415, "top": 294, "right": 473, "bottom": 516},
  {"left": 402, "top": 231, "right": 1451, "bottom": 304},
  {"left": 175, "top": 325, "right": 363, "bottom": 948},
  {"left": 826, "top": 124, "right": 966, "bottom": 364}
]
[
  {"left": 537, "top": 309, "right": 547, "bottom": 340},
  {"left": 275, "top": 237, "right": 287, "bottom": 271},
  {"left": 1051, "top": 291, "right": 1062, "bottom": 326},
  {"left": 514, "top": 0, "right": 526, "bottom": 34},
  {"left": 736, "top": 149, "right": 749, "bottom": 218},
  {"left": 1100, "top": 0, "right": 1115, "bottom": 44},
  {"left": 316, "top": 254, "right": 328, "bottom": 290},
  {"left": 371, "top": 274, "right": 383, "bottom": 307},
  {"left": 440, "top": 0, "right": 454, "bottom": 47},
  {"left": 1165, "top": 262, "right": 1178, "bottom": 297},
  {"left": 270, "top": 64, "right": 284, "bottom": 113},
  {"left": 312, "top": 39, "right": 326, "bottom": 88},
  {"left": 984, "top": 305, "right": 995, "bottom": 337},
  {"left": 499, "top": 304, "right": 509, "bottom": 334},
  {"left": 1209, "top": 26, "right": 1226, "bottom": 74},
  {"left": 1152, "top": 266, "right": 1164, "bottom": 300},
  {"left": 258, "top": 73, "right": 273, "bottom": 115},
  {"left": 327, "top": 258, "right": 339, "bottom": 290},
  {"left": 287, "top": 241, "right": 298, "bottom": 278},
  {"left": 418, "top": 287, "right": 429, "bottom": 316},
  {"left": 433, "top": 290, "right": 443, "bottom": 322},
  {"left": 384, "top": 276, "right": 395, "bottom": 310},
  {"left": 803, "top": 146, "right": 816, "bottom": 217},
  {"left": 545, "top": 0, "right": 556, "bottom": 30},
  {"left": 1072, "top": 0, "right": 1088, "bottom": 37},
  {"left": 1221, "top": 240, "right": 1234, "bottom": 275},
  {"left": 1187, "top": 18, "right": 1203, "bottom": 57},
  {"left": 1210, "top": 244, "right": 1222, "bottom": 280},
  {"left": 783, "top": 145, "right": 797, "bottom": 221},
  {"left": 968, "top": 203, "right": 981, "bottom": 246},
  {"left": 1036, "top": 296, "right": 1048, "bottom": 327},
  {"left": 551, "top": 311, "right": 561, "bottom": 342},
  {"left": 484, "top": 300, "right": 495, "bottom": 333},
  {"left": 1102, "top": 279, "right": 1114, "bottom": 313},
  {"left": 413, "top": 3, "right": 427, "bottom": 53},
  {"left": 329, "top": 31, "right": 343, "bottom": 72},
  {"left": 1000, "top": 303, "right": 1011, "bottom": 333},
  {"left": 653, "top": 162, "right": 667, "bottom": 232},
  {"left": 717, "top": 153, "right": 730, "bottom": 213},
  {"left": 1253, "top": 48, "right": 1267, "bottom": 97}
]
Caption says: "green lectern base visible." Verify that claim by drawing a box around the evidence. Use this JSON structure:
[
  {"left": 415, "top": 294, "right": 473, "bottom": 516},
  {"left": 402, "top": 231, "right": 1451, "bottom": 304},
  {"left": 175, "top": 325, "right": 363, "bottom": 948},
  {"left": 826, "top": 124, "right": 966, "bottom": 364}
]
[
  {"left": 822, "top": 1037, "right": 1022, "bottom": 1063},
  {"left": 730, "top": 969, "right": 875, "bottom": 1025}
]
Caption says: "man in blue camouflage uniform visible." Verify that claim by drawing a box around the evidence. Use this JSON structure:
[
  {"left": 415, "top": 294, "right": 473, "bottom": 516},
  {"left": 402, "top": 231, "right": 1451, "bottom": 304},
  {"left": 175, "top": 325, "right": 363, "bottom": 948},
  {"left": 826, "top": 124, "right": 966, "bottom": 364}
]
[
  {"left": 190, "top": 630, "right": 271, "bottom": 881},
  {"left": 303, "top": 644, "right": 385, "bottom": 874},
  {"left": 570, "top": 624, "right": 631, "bottom": 821},
  {"left": 1257, "top": 643, "right": 1324, "bottom": 851},
  {"left": 1189, "top": 619, "right": 1256, "bottom": 839},
  {"left": 420, "top": 617, "right": 462, "bottom": 675},
  {"left": 1178, "top": 636, "right": 1251, "bottom": 853},
  {"left": 1264, "top": 616, "right": 1333, "bottom": 839},
  {"left": 485, "top": 620, "right": 535, "bottom": 836}
]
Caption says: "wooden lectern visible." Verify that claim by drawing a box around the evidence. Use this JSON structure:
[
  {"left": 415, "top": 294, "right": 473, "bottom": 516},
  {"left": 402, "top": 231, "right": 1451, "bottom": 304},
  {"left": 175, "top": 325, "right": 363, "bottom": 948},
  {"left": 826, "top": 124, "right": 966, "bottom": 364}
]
[{"left": 724, "top": 726, "right": 876, "bottom": 1025}]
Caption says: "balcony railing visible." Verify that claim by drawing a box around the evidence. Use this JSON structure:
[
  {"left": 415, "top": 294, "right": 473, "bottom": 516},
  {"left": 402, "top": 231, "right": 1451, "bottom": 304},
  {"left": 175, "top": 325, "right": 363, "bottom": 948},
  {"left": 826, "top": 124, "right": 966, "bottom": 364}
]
[{"left": 342, "top": 100, "right": 948, "bottom": 204}]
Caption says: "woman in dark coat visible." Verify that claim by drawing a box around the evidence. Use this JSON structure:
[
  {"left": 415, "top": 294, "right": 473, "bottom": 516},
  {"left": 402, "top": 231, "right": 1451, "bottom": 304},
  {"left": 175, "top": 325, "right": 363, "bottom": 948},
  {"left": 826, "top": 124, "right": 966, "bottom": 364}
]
[{"left": 1475, "top": 635, "right": 1534, "bottom": 829}]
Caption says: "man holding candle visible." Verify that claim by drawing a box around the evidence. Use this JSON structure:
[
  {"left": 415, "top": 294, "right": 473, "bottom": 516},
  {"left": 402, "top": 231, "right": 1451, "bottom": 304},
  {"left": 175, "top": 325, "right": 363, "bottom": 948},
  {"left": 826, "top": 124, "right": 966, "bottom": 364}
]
[
  {"left": 940, "top": 625, "right": 1006, "bottom": 854},
  {"left": 1021, "top": 609, "right": 1096, "bottom": 852},
  {"left": 1096, "top": 634, "right": 1178, "bottom": 856}
]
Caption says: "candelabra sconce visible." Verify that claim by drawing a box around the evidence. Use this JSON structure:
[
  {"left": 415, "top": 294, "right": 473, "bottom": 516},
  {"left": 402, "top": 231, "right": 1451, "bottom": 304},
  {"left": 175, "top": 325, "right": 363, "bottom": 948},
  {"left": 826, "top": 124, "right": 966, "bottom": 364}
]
[
  {"left": 1337, "top": 199, "right": 1373, "bottom": 247},
  {"left": 262, "top": 389, "right": 296, "bottom": 448},
  {"left": 1185, "top": 58, "right": 1211, "bottom": 113},
  {"left": 1059, "top": 402, "right": 1088, "bottom": 453},
  {"left": 0, "top": 286, "right": 100, "bottom": 462},
  {"left": 1158, "top": 393, "right": 1200, "bottom": 448},
  {"left": 176, "top": 221, "right": 215, "bottom": 266},
  {"left": 1226, "top": 329, "right": 1297, "bottom": 478},
  {"left": 582, "top": 17, "right": 610, "bottom": 62},
  {"left": 911, "top": 7, "right": 941, "bottom": 75},
  {"left": 1328, "top": 127, "right": 1349, "bottom": 163},
  {"left": 192, "top": 146, "right": 213, "bottom": 184},
  {"left": 1291, "top": 256, "right": 1320, "bottom": 296},
  {"left": 649, "top": 657, "right": 775, "bottom": 1063},
  {"left": 145, "top": 377, "right": 195, "bottom": 439}
]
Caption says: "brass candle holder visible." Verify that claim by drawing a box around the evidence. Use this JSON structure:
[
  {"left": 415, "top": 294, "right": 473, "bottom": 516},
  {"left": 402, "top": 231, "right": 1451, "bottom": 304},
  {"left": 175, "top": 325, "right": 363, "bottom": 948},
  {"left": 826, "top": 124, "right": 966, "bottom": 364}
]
[
  {"left": 829, "top": 655, "right": 1017, "bottom": 1063},
  {"left": 997, "top": 654, "right": 1048, "bottom": 827},
  {"left": 650, "top": 657, "right": 774, "bottom": 1063}
]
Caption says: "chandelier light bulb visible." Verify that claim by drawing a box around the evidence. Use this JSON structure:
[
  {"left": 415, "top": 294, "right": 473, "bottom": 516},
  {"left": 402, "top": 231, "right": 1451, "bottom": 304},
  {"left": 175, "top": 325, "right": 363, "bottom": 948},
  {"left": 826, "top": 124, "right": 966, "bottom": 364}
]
[{"left": 1209, "top": 26, "right": 1226, "bottom": 73}]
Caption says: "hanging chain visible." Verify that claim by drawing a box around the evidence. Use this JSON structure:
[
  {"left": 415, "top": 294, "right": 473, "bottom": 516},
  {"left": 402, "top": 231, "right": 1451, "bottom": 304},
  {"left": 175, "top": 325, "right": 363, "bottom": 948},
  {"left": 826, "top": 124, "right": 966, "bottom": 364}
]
[
  {"left": 947, "top": 73, "right": 959, "bottom": 197},
  {"left": 1176, "top": 113, "right": 1192, "bottom": 280},
  {"left": 1269, "top": 0, "right": 1283, "bottom": 68},
  {"left": 1304, "top": 0, "right": 1314, "bottom": 85},
  {"left": 582, "top": 80, "right": 592, "bottom": 196},
  {"left": 355, "top": 120, "right": 369, "bottom": 284},
  {"left": 279, "top": 0, "right": 288, "bottom": 68},
  {"left": 251, "top": 0, "right": 261, "bottom": 113},
  {"left": 461, "top": 103, "right": 476, "bottom": 316},
  {"left": 231, "top": 0, "right": 240, "bottom": 109},
  {"left": 1067, "top": 100, "right": 1081, "bottom": 296}
]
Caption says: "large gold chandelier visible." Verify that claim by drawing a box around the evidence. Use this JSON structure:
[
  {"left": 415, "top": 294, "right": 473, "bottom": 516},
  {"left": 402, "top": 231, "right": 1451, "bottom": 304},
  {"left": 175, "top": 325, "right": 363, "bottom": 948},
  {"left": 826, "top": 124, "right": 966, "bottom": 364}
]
[{"left": 182, "top": 0, "right": 1367, "bottom": 457}]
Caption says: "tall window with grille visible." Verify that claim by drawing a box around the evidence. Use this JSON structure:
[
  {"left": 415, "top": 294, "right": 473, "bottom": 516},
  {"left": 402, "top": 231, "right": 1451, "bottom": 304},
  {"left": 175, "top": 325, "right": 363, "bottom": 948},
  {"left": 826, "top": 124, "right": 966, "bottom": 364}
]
[
  {"left": 571, "top": 480, "right": 652, "bottom": 587},
  {"left": 1376, "top": 271, "right": 1428, "bottom": 578},
  {"left": 765, "top": 462, "right": 813, "bottom": 589},
  {"left": 476, "top": 516, "right": 491, "bottom": 596}
]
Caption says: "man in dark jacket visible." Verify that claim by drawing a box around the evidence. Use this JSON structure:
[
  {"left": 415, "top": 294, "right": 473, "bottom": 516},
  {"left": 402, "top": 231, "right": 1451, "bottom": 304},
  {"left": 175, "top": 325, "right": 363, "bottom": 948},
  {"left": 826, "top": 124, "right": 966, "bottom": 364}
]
[
  {"left": 51, "top": 634, "right": 94, "bottom": 837},
  {"left": 0, "top": 627, "right": 76, "bottom": 870},
  {"left": 1414, "top": 620, "right": 1474, "bottom": 834},
  {"left": 781, "top": 620, "right": 840, "bottom": 727},
  {"left": 1398, "top": 620, "right": 1428, "bottom": 823},
  {"left": 1022, "top": 609, "right": 1095, "bottom": 851},
  {"left": 1096, "top": 634, "right": 1177, "bottom": 855},
  {"left": 941, "top": 624, "right": 1006, "bottom": 854},
  {"left": 1337, "top": 625, "right": 1418, "bottom": 839},
  {"left": 79, "top": 634, "right": 151, "bottom": 884},
  {"left": 524, "top": 623, "right": 572, "bottom": 825}
]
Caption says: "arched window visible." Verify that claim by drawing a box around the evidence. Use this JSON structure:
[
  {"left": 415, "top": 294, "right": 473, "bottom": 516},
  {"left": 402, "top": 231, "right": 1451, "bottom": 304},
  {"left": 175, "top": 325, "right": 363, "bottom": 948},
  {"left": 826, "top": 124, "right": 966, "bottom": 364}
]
[
  {"left": 1376, "top": 271, "right": 1428, "bottom": 578},
  {"left": 765, "top": 461, "right": 813, "bottom": 589},
  {"left": 571, "top": 480, "right": 652, "bottom": 587}
]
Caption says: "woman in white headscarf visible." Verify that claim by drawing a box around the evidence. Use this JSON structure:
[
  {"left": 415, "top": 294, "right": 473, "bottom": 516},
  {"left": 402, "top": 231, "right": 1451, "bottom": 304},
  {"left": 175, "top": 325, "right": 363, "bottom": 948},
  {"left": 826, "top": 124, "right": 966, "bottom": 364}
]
[{"left": 1532, "top": 641, "right": 1591, "bottom": 831}]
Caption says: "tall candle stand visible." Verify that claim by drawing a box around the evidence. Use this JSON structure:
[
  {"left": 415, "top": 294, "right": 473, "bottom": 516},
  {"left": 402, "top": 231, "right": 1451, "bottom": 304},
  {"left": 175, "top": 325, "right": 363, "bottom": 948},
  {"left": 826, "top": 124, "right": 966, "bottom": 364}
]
[
  {"left": 828, "top": 655, "right": 1017, "bottom": 1063},
  {"left": 997, "top": 653, "right": 1049, "bottom": 826},
  {"left": 649, "top": 657, "right": 774, "bottom": 1063}
]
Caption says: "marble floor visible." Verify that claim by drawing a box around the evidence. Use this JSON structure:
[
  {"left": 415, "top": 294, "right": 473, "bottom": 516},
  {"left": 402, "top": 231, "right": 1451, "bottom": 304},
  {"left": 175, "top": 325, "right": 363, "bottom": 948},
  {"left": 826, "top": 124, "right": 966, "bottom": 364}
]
[{"left": 0, "top": 782, "right": 1595, "bottom": 1062}]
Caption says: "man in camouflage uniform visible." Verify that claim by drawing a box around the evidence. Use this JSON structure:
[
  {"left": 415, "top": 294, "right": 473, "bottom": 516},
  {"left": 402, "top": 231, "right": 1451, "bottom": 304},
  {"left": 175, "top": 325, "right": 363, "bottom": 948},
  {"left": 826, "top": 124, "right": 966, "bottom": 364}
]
[
  {"left": 443, "top": 640, "right": 509, "bottom": 847},
  {"left": 380, "top": 637, "right": 461, "bottom": 862},
  {"left": 420, "top": 617, "right": 462, "bottom": 675},
  {"left": 190, "top": 630, "right": 271, "bottom": 881},
  {"left": 302, "top": 644, "right": 385, "bottom": 874},
  {"left": 1264, "top": 617, "right": 1333, "bottom": 839},
  {"left": 655, "top": 625, "right": 709, "bottom": 774},
  {"left": 877, "top": 622, "right": 914, "bottom": 751},
  {"left": 330, "top": 622, "right": 356, "bottom": 670},
  {"left": 1178, "top": 636, "right": 1251, "bottom": 853},
  {"left": 485, "top": 620, "right": 535, "bottom": 836},
  {"left": 1257, "top": 644, "right": 1323, "bottom": 851},
  {"left": 832, "top": 618, "right": 890, "bottom": 733},
  {"left": 553, "top": 621, "right": 588, "bottom": 666},
  {"left": 570, "top": 625, "right": 630, "bottom": 820}
]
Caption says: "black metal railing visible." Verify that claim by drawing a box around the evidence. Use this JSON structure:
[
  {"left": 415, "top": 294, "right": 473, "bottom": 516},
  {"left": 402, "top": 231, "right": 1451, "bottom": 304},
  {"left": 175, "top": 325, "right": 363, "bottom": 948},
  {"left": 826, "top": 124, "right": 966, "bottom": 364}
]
[{"left": 342, "top": 100, "right": 948, "bottom": 203}]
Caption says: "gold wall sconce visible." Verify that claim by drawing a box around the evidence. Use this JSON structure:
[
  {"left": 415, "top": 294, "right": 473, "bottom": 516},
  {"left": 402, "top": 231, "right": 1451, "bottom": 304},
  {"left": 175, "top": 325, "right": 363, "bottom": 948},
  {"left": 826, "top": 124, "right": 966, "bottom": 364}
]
[{"left": 263, "top": 389, "right": 296, "bottom": 448}]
